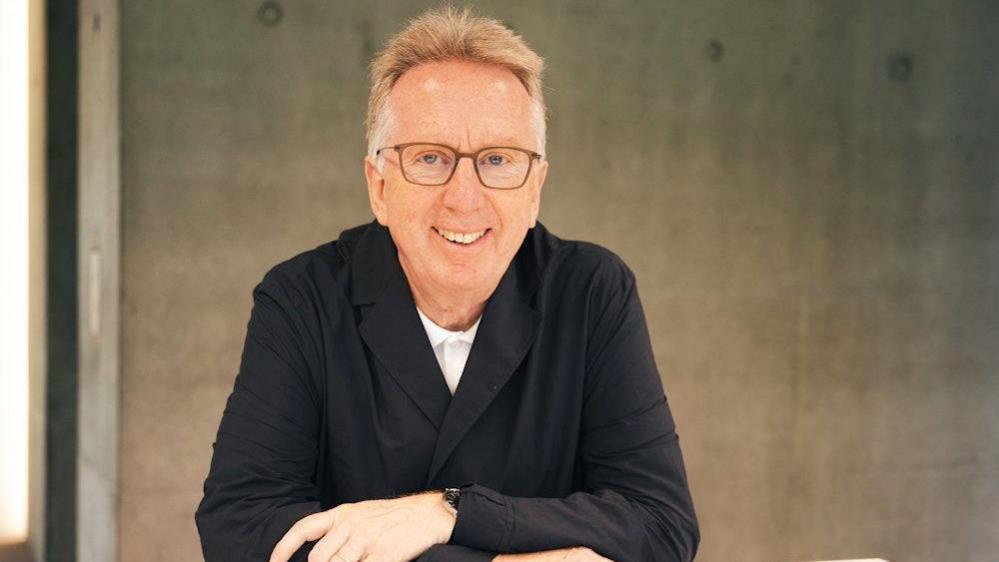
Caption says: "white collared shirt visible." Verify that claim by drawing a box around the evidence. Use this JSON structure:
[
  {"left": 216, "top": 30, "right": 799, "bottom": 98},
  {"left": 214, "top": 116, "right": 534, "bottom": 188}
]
[{"left": 416, "top": 307, "right": 482, "bottom": 395}]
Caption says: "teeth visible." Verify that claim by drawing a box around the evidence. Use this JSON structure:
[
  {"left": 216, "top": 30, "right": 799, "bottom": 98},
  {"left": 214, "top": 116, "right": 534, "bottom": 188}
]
[{"left": 435, "top": 227, "right": 487, "bottom": 245}]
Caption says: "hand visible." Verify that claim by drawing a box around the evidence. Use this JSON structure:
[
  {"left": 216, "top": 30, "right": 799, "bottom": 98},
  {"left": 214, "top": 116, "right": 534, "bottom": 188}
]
[
  {"left": 494, "top": 547, "right": 614, "bottom": 561},
  {"left": 269, "top": 491, "right": 456, "bottom": 562}
]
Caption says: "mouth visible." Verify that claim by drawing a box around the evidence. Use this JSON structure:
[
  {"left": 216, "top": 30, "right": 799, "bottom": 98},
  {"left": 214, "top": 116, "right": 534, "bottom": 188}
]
[{"left": 432, "top": 226, "right": 491, "bottom": 247}]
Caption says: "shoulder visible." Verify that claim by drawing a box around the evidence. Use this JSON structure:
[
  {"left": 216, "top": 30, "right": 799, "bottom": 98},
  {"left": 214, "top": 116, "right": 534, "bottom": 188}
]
[
  {"left": 530, "top": 223, "right": 637, "bottom": 301},
  {"left": 254, "top": 222, "right": 369, "bottom": 308},
  {"left": 528, "top": 225, "right": 643, "bottom": 367}
]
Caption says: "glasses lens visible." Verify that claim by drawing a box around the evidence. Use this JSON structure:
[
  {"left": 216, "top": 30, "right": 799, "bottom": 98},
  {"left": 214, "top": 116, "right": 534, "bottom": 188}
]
[
  {"left": 400, "top": 144, "right": 456, "bottom": 185},
  {"left": 477, "top": 148, "right": 532, "bottom": 189}
]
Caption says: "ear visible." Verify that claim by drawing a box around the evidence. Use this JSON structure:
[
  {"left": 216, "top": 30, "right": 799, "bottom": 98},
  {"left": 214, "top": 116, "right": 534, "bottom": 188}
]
[
  {"left": 364, "top": 155, "right": 389, "bottom": 226},
  {"left": 528, "top": 159, "right": 548, "bottom": 228}
]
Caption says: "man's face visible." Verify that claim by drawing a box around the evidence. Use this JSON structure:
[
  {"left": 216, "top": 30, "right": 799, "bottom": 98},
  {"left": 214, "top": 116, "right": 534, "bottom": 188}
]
[{"left": 364, "top": 60, "right": 548, "bottom": 300}]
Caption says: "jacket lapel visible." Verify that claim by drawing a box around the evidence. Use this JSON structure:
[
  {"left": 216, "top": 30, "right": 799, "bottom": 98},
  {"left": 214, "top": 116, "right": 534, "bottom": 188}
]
[
  {"left": 347, "top": 220, "right": 546, "bottom": 483},
  {"left": 425, "top": 240, "right": 543, "bottom": 485},
  {"left": 353, "top": 223, "right": 452, "bottom": 430}
]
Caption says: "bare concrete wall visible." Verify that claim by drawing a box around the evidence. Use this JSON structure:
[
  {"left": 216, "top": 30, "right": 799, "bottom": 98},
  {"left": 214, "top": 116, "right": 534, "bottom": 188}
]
[
  {"left": 28, "top": 0, "right": 47, "bottom": 559},
  {"left": 78, "top": 0, "right": 121, "bottom": 560},
  {"left": 119, "top": 2, "right": 999, "bottom": 561}
]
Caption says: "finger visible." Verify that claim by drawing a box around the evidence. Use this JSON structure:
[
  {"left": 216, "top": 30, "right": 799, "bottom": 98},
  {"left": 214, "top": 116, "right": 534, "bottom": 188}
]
[
  {"left": 269, "top": 511, "right": 333, "bottom": 562},
  {"left": 308, "top": 526, "right": 349, "bottom": 562}
]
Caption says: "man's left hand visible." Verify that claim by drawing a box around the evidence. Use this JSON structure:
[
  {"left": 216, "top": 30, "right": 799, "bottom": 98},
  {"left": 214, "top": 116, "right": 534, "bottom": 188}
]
[{"left": 269, "top": 491, "right": 456, "bottom": 562}]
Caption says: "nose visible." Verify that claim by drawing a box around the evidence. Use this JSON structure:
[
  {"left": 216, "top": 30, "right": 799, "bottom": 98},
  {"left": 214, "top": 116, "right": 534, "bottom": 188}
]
[{"left": 441, "top": 156, "right": 486, "bottom": 213}]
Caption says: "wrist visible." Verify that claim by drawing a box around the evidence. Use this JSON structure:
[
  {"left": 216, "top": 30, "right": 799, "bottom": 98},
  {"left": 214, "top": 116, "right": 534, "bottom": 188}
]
[{"left": 428, "top": 490, "right": 456, "bottom": 544}]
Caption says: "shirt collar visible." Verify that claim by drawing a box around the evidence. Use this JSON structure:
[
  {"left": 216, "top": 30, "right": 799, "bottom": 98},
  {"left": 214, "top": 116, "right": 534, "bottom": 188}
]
[{"left": 416, "top": 306, "right": 481, "bottom": 348}]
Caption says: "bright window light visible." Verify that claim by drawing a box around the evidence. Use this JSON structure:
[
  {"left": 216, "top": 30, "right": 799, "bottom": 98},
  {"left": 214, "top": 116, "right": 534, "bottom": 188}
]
[{"left": 0, "top": 0, "right": 30, "bottom": 545}]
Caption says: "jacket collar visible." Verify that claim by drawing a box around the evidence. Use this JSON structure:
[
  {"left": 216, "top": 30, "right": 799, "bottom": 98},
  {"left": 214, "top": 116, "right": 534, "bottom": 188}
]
[{"left": 348, "top": 221, "right": 545, "bottom": 484}]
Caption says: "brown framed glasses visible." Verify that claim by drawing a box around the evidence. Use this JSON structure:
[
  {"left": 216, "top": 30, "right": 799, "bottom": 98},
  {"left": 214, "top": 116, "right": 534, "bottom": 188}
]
[{"left": 375, "top": 142, "right": 543, "bottom": 189}]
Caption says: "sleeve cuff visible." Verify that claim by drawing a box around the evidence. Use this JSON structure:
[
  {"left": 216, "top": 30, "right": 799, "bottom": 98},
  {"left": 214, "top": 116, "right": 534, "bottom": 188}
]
[
  {"left": 448, "top": 484, "right": 513, "bottom": 552},
  {"left": 260, "top": 501, "right": 322, "bottom": 562}
]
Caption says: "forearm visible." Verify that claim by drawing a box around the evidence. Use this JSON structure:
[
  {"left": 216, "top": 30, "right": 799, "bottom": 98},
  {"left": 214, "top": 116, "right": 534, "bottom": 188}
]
[
  {"left": 448, "top": 484, "right": 696, "bottom": 561},
  {"left": 196, "top": 439, "right": 323, "bottom": 561},
  {"left": 196, "top": 277, "right": 325, "bottom": 561}
]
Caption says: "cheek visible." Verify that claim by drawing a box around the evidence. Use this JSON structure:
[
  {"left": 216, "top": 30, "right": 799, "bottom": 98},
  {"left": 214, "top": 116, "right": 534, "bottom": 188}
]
[
  {"left": 495, "top": 196, "right": 535, "bottom": 230},
  {"left": 388, "top": 187, "right": 436, "bottom": 229}
]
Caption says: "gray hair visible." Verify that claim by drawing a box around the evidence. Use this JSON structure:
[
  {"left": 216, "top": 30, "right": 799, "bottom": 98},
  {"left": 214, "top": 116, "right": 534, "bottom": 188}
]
[{"left": 366, "top": 6, "right": 547, "bottom": 170}]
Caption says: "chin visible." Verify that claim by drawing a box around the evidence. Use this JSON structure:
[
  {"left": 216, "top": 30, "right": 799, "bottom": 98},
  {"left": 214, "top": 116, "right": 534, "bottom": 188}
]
[
  {"left": 433, "top": 263, "right": 492, "bottom": 291},
  {"left": 437, "top": 269, "right": 486, "bottom": 290}
]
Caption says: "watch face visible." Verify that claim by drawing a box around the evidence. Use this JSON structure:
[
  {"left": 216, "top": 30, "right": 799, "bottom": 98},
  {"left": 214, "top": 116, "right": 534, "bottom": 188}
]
[{"left": 444, "top": 488, "right": 460, "bottom": 511}]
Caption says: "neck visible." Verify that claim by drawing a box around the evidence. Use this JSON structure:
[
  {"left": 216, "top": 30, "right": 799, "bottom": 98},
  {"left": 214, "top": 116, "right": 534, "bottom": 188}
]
[
  {"left": 413, "top": 291, "right": 485, "bottom": 332},
  {"left": 397, "top": 257, "right": 490, "bottom": 331}
]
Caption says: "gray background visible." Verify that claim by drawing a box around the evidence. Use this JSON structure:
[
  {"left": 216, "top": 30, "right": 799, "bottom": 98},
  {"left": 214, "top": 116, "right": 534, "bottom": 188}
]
[{"left": 118, "top": 1, "right": 998, "bottom": 561}]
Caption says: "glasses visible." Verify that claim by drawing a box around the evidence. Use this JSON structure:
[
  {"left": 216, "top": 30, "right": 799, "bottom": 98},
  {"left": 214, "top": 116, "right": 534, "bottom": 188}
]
[{"left": 375, "top": 142, "right": 543, "bottom": 189}]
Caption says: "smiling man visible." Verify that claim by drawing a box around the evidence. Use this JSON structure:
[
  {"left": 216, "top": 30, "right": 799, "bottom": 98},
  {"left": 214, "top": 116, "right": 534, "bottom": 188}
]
[{"left": 195, "top": 7, "right": 698, "bottom": 562}]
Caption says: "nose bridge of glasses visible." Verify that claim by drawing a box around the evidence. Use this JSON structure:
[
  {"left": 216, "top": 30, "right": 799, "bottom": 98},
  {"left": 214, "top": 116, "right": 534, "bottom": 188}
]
[
  {"left": 442, "top": 156, "right": 487, "bottom": 210},
  {"left": 450, "top": 151, "right": 480, "bottom": 179}
]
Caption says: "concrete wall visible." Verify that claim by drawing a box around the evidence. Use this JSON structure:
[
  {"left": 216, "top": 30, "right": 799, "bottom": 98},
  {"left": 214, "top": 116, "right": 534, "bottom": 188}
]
[
  {"left": 78, "top": 0, "right": 121, "bottom": 560},
  {"left": 28, "top": 0, "right": 47, "bottom": 558},
  {"left": 118, "top": 2, "right": 999, "bottom": 561}
]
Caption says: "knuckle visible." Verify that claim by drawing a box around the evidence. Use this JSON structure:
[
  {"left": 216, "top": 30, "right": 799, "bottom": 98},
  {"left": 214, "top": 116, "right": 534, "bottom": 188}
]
[
  {"left": 341, "top": 540, "right": 365, "bottom": 560},
  {"left": 365, "top": 544, "right": 387, "bottom": 559}
]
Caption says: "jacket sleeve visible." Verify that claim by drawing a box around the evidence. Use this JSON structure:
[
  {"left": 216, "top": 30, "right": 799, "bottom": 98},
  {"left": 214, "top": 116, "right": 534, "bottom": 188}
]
[
  {"left": 416, "top": 545, "right": 496, "bottom": 562},
  {"left": 195, "top": 274, "right": 323, "bottom": 562},
  {"left": 447, "top": 257, "right": 699, "bottom": 561}
]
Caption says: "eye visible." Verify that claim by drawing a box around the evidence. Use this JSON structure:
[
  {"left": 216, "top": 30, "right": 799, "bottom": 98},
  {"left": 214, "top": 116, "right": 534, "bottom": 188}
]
[
  {"left": 410, "top": 150, "right": 451, "bottom": 166},
  {"left": 481, "top": 152, "right": 510, "bottom": 166}
]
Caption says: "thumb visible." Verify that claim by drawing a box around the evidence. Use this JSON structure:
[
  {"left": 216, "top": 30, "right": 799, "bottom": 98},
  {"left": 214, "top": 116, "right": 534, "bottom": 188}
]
[{"left": 269, "top": 510, "right": 333, "bottom": 562}]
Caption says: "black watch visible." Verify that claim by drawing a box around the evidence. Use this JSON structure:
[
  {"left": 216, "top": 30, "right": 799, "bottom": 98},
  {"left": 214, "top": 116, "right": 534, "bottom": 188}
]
[{"left": 443, "top": 487, "right": 461, "bottom": 516}]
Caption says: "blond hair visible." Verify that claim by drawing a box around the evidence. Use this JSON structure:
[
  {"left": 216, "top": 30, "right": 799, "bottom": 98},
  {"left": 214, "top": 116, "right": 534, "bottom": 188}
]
[{"left": 366, "top": 6, "right": 547, "bottom": 162}]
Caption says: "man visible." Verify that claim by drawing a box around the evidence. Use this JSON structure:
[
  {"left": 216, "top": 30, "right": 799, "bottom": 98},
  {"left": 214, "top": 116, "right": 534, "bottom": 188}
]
[{"left": 195, "top": 7, "right": 698, "bottom": 562}]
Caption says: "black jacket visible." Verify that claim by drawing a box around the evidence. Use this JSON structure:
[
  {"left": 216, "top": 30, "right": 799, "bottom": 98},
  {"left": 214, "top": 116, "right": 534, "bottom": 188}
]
[{"left": 195, "top": 220, "right": 699, "bottom": 561}]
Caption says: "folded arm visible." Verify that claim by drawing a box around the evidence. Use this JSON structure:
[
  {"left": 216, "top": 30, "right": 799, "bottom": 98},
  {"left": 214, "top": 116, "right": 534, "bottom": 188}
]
[
  {"left": 194, "top": 275, "right": 570, "bottom": 562},
  {"left": 195, "top": 276, "right": 323, "bottom": 562},
  {"left": 445, "top": 258, "right": 699, "bottom": 561}
]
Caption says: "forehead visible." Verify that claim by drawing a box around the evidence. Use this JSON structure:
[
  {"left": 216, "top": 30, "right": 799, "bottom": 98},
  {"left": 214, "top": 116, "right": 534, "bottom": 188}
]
[{"left": 388, "top": 60, "right": 537, "bottom": 147}]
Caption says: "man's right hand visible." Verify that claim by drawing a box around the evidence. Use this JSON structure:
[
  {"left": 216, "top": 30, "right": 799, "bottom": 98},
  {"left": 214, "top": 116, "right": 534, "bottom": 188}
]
[{"left": 493, "top": 547, "right": 613, "bottom": 561}]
